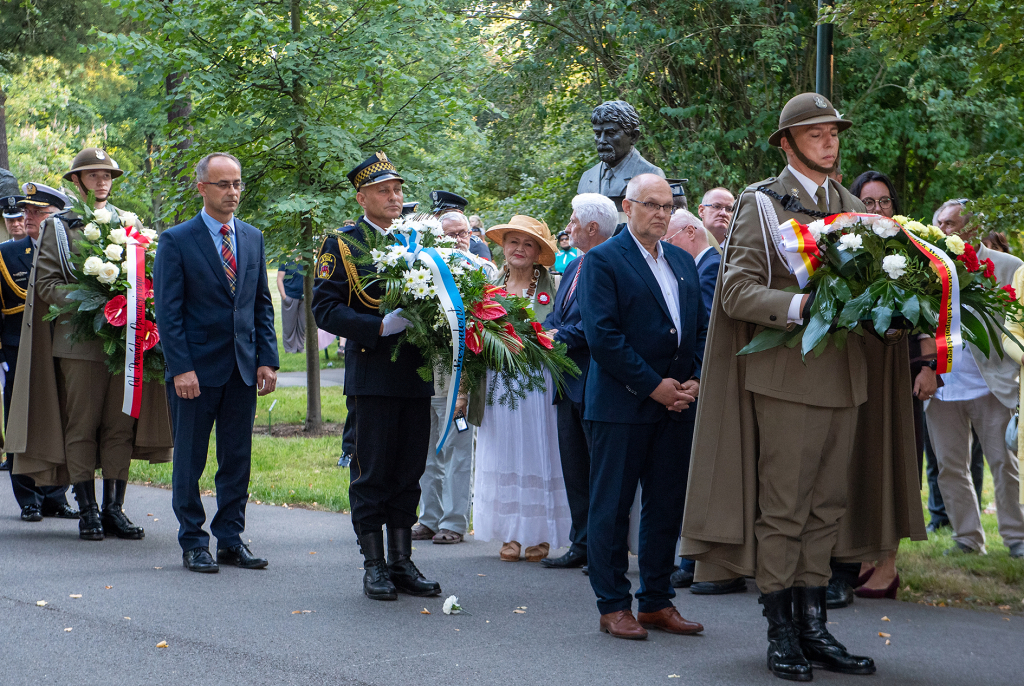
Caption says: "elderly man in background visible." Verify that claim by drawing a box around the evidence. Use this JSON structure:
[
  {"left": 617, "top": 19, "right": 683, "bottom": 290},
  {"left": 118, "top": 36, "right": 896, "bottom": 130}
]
[
  {"left": 927, "top": 199, "right": 1024, "bottom": 559},
  {"left": 665, "top": 209, "right": 719, "bottom": 315},
  {"left": 540, "top": 192, "right": 618, "bottom": 571},
  {"left": 412, "top": 211, "right": 481, "bottom": 546},
  {"left": 697, "top": 187, "right": 735, "bottom": 246}
]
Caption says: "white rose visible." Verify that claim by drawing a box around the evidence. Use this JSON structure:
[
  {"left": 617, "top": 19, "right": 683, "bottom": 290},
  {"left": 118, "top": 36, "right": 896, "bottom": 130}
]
[
  {"left": 96, "top": 262, "right": 121, "bottom": 285},
  {"left": 92, "top": 207, "right": 113, "bottom": 225},
  {"left": 882, "top": 254, "right": 908, "bottom": 280},
  {"left": 944, "top": 234, "right": 966, "bottom": 255},
  {"left": 141, "top": 228, "right": 158, "bottom": 242},
  {"left": 118, "top": 211, "right": 142, "bottom": 229},
  {"left": 83, "top": 223, "right": 101, "bottom": 241},
  {"left": 872, "top": 217, "right": 900, "bottom": 238},
  {"left": 83, "top": 256, "right": 104, "bottom": 276},
  {"left": 108, "top": 228, "right": 128, "bottom": 245},
  {"left": 838, "top": 233, "right": 863, "bottom": 251},
  {"left": 442, "top": 595, "right": 461, "bottom": 615},
  {"left": 104, "top": 243, "right": 124, "bottom": 261}
]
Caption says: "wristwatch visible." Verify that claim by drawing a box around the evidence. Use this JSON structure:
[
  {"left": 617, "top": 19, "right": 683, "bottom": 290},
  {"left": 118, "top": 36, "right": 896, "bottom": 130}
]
[{"left": 925, "top": 360, "right": 938, "bottom": 371}]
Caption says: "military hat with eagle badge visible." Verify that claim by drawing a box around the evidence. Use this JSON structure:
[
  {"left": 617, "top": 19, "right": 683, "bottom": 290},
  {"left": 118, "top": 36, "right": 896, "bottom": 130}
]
[
  {"left": 347, "top": 151, "right": 404, "bottom": 191},
  {"left": 430, "top": 190, "right": 468, "bottom": 215},
  {"left": 768, "top": 92, "right": 852, "bottom": 147},
  {"left": 19, "top": 182, "right": 70, "bottom": 209}
]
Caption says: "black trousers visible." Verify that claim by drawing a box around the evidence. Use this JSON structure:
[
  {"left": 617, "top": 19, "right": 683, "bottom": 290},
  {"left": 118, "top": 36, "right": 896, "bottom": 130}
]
[
  {"left": 342, "top": 393, "right": 357, "bottom": 456},
  {"left": 4, "top": 345, "right": 69, "bottom": 509},
  {"left": 587, "top": 414, "right": 694, "bottom": 615},
  {"left": 556, "top": 397, "right": 591, "bottom": 553},
  {"left": 349, "top": 395, "right": 430, "bottom": 535},
  {"left": 167, "top": 365, "right": 257, "bottom": 552}
]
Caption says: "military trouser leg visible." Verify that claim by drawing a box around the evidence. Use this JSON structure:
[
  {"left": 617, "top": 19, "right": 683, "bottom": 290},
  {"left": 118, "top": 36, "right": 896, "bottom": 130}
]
[
  {"left": 58, "top": 359, "right": 135, "bottom": 483},
  {"left": 752, "top": 394, "right": 858, "bottom": 593}
]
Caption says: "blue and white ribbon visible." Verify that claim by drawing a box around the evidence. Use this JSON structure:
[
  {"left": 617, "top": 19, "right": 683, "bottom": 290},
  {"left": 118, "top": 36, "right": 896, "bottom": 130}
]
[{"left": 394, "top": 231, "right": 467, "bottom": 452}]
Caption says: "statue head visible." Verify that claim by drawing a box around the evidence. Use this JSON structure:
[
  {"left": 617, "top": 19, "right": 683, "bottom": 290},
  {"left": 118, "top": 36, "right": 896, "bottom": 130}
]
[{"left": 591, "top": 100, "right": 641, "bottom": 166}]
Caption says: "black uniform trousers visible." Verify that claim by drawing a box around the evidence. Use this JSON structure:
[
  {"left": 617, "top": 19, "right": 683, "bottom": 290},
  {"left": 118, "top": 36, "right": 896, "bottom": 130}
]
[
  {"left": 167, "top": 365, "right": 257, "bottom": 552},
  {"left": 587, "top": 414, "right": 694, "bottom": 616},
  {"left": 556, "top": 397, "right": 592, "bottom": 554},
  {"left": 349, "top": 395, "right": 430, "bottom": 536},
  {"left": 342, "top": 393, "right": 357, "bottom": 457},
  {"left": 4, "top": 345, "right": 69, "bottom": 509}
]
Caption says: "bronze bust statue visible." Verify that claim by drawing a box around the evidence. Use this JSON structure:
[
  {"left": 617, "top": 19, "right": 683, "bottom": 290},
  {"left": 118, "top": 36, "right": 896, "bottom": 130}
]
[{"left": 577, "top": 100, "right": 665, "bottom": 210}]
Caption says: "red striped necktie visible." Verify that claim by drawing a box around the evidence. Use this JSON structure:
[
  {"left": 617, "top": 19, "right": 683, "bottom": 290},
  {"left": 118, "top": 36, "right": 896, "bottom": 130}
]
[
  {"left": 220, "top": 225, "right": 237, "bottom": 292},
  {"left": 567, "top": 253, "right": 585, "bottom": 300}
]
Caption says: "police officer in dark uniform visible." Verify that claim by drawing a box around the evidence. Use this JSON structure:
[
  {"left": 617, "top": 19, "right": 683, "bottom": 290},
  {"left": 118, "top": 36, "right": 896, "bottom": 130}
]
[
  {"left": 312, "top": 152, "right": 440, "bottom": 601},
  {"left": 0, "top": 182, "right": 77, "bottom": 519},
  {"left": 430, "top": 190, "right": 492, "bottom": 261}
]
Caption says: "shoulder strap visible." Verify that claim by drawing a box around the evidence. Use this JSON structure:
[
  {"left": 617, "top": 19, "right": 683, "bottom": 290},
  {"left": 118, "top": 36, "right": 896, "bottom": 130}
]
[
  {"left": 333, "top": 235, "right": 381, "bottom": 309},
  {"left": 52, "top": 216, "right": 75, "bottom": 282},
  {"left": 756, "top": 185, "right": 829, "bottom": 220}
]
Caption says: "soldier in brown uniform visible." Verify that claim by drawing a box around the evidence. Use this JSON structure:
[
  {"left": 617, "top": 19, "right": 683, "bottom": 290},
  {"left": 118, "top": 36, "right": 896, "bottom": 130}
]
[{"left": 8, "top": 148, "right": 173, "bottom": 541}]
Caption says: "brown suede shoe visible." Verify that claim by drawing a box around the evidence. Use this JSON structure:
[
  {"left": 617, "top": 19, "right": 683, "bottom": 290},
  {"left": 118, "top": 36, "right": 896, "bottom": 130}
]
[
  {"left": 599, "top": 610, "right": 648, "bottom": 640},
  {"left": 637, "top": 606, "right": 703, "bottom": 635}
]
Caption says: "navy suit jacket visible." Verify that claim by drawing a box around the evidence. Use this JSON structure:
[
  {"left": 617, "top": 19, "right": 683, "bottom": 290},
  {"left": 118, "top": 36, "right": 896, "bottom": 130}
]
[
  {"left": 0, "top": 236, "right": 34, "bottom": 351},
  {"left": 695, "top": 247, "right": 721, "bottom": 316},
  {"left": 542, "top": 254, "right": 589, "bottom": 404},
  {"left": 579, "top": 229, "right": 707, "bottom": 424},
  {"left": 154, "top": 212, "right": 279, "bottom": 387}
]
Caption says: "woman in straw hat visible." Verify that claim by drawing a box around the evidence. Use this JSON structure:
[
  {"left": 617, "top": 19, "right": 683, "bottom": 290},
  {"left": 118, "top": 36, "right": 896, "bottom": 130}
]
[{"left": 473, "top": 215, "right": 571, "bottom": 561}]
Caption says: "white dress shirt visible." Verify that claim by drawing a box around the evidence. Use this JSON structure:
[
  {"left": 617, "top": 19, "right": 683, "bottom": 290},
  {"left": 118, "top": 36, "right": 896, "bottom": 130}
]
[
  {"left": 694, "top": 245, "right": 715, "bottom": 268},
  {"left": 934, "top": 345, "right": 992, "bottom": 402},
  {"left": 629, "top": 228, "right": 681, "bottom": 345}
]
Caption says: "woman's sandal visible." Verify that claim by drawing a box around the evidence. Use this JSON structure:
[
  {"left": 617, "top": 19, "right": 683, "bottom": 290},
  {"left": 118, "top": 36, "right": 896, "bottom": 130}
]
[
  {"left": 432, "top": 529, "right": 464, "bottom": 544},
  {"left": 524, "top": 542, "right": 550, "bottom": 562},
  {"left": 500, "top": 541, "right": 522, "bottom": 561}
]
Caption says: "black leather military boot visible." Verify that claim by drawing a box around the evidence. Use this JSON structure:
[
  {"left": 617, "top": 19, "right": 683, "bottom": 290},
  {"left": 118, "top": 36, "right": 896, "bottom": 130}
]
[
  {"left": 101, "top": 479, "right": 145, "bottom": 539},
  {"left": 793, "top": 586, "right": 876, "bottom": 675},
  {"left": 358, "top": 530, "right": 397, "bottom": 601},
  {"left": 387, "top": 527, "right": 441, "bottom": 597},
  {"left": 72, "top": 481, "right": 104, "bottom": 541},
  {"left": 759, "top": 588, "right": 812, "bottom": 681}
]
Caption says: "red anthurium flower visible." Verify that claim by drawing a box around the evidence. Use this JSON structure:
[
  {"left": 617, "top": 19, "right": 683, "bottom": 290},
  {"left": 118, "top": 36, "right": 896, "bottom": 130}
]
[
  {"left": 483, "top": 284, "right": 507, "bottom": 299},
  {"left": 472, "top": 299, "right": 507, "bottom": 321},
  {"left": 104, "top": 295, "right": 128, "bottom": 327},
  {"left": 141, "top": 320, "right": 160, "bottom": 351},
  {"left": 503, "top": 322, "right": 524, "bottom": 352},
  {"left": 144, "top": 277, "right": 154, "bottom": 299},
  {"left": 531, "top": 321, "right": 554, "bottom": 350},
  {"left": 982, "top": 259, "right": 995, "bottom": 279},
  {"left": 1002, "top": 284, "right": 1017, "bottom": 301},
  {"left": 465, "top": 321, "right": 483, "bottom": 355}
]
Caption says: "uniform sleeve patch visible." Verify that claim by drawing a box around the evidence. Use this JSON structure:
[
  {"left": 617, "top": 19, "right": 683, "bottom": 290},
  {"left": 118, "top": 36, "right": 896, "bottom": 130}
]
[{"left": 317, "top": 252, "right": 337, "bottom": 279}]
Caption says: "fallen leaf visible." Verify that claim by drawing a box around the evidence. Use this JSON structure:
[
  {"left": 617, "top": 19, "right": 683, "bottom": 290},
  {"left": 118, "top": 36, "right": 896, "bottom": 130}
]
[
  {"left": 147, "top": 513, "right": 153, "bottom": 516},
  {"left": 885, "top": 639, "right": 891, "bottom": 645},
  {"left": 156, "top": 641, "right": 168, "bottom": 648},
  {"left": 998, "top": 605, "right": 1011, "bottom": 611},
  {"left": 518, "top": 606, "right": 527, "bottom": 609},
  {"left": 421, "top": 609, "right": 431, "bottom": 614},
  {"left": 1005, "top": 618, "right": 1011, "bottom": 621},
  {"left": 64, "top": 627, "right": 72, "bottom": 632},
  {"left": 669, "top": 676, "right": 681, "bottom": 679},
  {"left": 486, "top": 620, "right": 490, "bottom": 623},
  {"left": 153, "top": 518, "right": 159, "bottom": 521},
  {"left": 478, "top": 574, "right": 486, "bottom": 577},
  {"left": 36, "top": 601, "right": 47, "bottom": 607},
  {"left": 292, "top": 611, "right": 302, "bottom": 614},
  {"left": 881, "top": 616, "right": 890, "bottom": 621},
  {"left": 105, "top": 586, "right": 112, "bottom": 590},
  {"left": 513, "top": 610, "right": 526, "bottom": 614},
  {"left": 309, "top": 551, "right": 317, "bottom": 555},
  {"left": 454, "top": 628, "right": 460, "bottom": 631},
  {"left": 153, "top": 567, "right": 162, "bottom": 570},
  {"left": 124, "top": 617, "right": 131, "bottom": 620},
  {"left": 878, "top": 632, "right": 890, "bottom": 638},
  {"left": 69, "top": 594, "right": 82, "bottom": 599}
]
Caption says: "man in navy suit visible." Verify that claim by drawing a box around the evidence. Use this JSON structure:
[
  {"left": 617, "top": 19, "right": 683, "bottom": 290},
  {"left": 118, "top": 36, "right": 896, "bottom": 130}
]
[
  {"left": 540, "top": 193, "right": 618, "bottom": 570},
  {"left": 666, "top": 209, "right": 720, "bottom": 315},
  {"left": 579, "top": 174, "right": 708, "bottom": 640},
  {"left": 155, "top": 152, "right": 279, "bottom": 573}
]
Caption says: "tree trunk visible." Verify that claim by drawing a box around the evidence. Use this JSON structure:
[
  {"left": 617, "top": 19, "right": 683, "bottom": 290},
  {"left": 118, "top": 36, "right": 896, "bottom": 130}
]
[
  {"left": 0, "top": 84, "right": 9, "bottom": 171},
  {"left": 165, "top": 71, "right": 193, "bottom": 224}
]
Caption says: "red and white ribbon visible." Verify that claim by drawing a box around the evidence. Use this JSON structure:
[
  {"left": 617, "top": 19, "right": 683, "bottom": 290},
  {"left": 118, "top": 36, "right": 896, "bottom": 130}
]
[{"left": 121, "top": 226, "right": 150, "bottom": 418}]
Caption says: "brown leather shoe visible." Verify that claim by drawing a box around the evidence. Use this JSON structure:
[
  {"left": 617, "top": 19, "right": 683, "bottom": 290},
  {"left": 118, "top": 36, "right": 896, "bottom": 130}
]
[
  {"left": 599, "top": 610, "right": 648, "bottom": 640},
  {"left": 637, "top": 606, "right": 703, "bottom": 635}
]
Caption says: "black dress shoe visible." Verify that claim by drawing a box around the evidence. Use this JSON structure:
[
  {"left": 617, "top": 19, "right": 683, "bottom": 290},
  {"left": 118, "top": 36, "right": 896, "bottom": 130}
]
[
  {"left": 541, "top": 547, "right": 587, "bottom": 569},
  {"left": 581, "top": 565, "right": 588, "bottom": 576},
  {"left": 217, "top": 544, "right": 269, "bottom": 569},
  {"left": 21, "top": 505, "right": 43, "bottom": 522},
  {"left": 183, "top": 547, "right": 220, "bottom": 573},
  {"left": 670, "top": 566, "right": 695, "bottom": 588},
  {"left": 42, "top": 502, "right": 80, "bottom": 519},
  {"left": 825, "top": 577, "right": 854, "bottom": 609},
  {"left": 690, "top": 577, "right": 746, "bottom": 595}
]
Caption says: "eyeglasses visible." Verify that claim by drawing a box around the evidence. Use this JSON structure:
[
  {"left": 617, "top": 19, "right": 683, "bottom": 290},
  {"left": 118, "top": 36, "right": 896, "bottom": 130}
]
[
  {"left": 627, "top": 198, "right": 676, "bottom": 215},
  {"left": 201, "top": 180, "right": 246, "bottom": 191},
  {"left": 862, "top": 197, "right": 893, "bottom": 210},
  {"left": 700, "top": 202, "right": 734, "bottom": 213},
  {"left": 445, "top": 230, "right": 470, "bottom": 239}
]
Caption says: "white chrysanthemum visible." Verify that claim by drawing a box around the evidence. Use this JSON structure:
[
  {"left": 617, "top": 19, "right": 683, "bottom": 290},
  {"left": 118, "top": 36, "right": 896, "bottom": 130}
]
[
  {"left": 411, "top": 283, "right": 432, "bottom": 299},
  {"left": 92, "top": 207, "right": 113, "bottom": 224},
  {"left": 872, "top": 217, "right": 900, "bottom": 238},
  {"left": 882, "top": 254, "right": 908, "bottom": 280},
  {"left": 443, "top": 595, "right": 461, "bottom": 615},
  {"left": 425, "top": 285, "right": 439, "bottom": 299},
  {"left": 944, "top": 234, "right": 966, "bottom": 255},
  {"left": 806, "top": 220, "right": 825, "bottom": 241},
  {"left": 83, "top": 256, "right": 103, "bottom": 276},
  {"left": 83, "top": 223, "right": 101, "bottom": 241},
  {"left": 118, "top": 211, "right": 141, "bottom": 229},
  {"left": 838, "top": 233, "right": 863, "bottom": 251},
  {"left": 832, "top": 213, "right": 859, "bottom": 230},
  {"left": 108, "top": 228, "right": 128, "bottom": 245},
  {"left": 104, "top": 243, "right": 124, "bottom": 261},
  {"left": 406, "top": 268, "right": 432, "bottom": 287},
  {"left": 96, "top": 262, "right": 120, "bottom": 284}
]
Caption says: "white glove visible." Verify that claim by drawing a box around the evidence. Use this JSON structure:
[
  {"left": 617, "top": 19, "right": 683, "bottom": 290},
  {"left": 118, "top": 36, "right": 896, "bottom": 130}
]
[
  {"left": 380, "top": 308, "right": 411, "bottom": 337},
  {"left": 0, "top": 361, "right": 7, "bottom": 391}
]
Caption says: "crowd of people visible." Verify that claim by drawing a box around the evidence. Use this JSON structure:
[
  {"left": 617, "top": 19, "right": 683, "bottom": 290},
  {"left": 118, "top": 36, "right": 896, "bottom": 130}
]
[{"left": 2, "top": 90, "right": 1023, "bottom": 682}]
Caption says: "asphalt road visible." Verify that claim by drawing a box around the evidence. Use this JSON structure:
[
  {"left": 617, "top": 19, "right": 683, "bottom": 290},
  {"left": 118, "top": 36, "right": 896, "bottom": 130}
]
[{"left": 1, "top": 482, "right": 1020, "bottom": 685}]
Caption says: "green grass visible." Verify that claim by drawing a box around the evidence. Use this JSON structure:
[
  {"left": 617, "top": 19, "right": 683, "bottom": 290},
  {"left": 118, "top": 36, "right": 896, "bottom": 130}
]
[
  {"left": 254, "top": 386, "right": 348, "bottom": 426},
  {"left": 268, "top": 269, "right": 344, "bottom": 373}
]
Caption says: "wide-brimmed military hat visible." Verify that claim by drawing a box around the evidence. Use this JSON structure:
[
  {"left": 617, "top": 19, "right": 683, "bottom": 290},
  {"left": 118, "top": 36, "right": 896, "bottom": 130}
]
[
  {"left": 431, "top": 190, "right": 468, "bottom": 215},
  {"left": 485, "top": 215, "right": 556, "bottom": 268},
  {"left": 347, "top": 152, "right": 403, "bottom": 191},
  {"left": 64, "top": 147, "right": 123, "bottom": 181},
  {"left": 2, "top": 195, "right": 25, "bottom": 218},
  {"left": 768, "top": 93, "right": 852, "bottom": 147},
  {"left": 20, "top": 183, "right": 70, "bottom": 210}
]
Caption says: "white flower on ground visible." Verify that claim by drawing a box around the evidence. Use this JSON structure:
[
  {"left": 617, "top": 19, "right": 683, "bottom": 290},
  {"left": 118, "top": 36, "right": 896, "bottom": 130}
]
[
  {"left": 104, "top": 244, "right": 124, "bottom": 261},
  {"left": 83, "top": 223, "right": 101, "bottom": 241},
  {"left": 882, "top": 254, "right": 908, "bottom": 280},
  {"left": 83, "top": 256, "right": 104, "bottom": 276},
  {"left": 872, "top": 217, "right": 900, "bottom": 238},
  {"left": 96, "top": 262, "right": 121, "bottom": 284},
  {"left": 944, "top": 234, "right": 966, "bottom": 255},
  {"left": 108, "top": 228, "right": 128, "bottom": 245},
  {"left": 443, "top": 595, "right": 462, "bottom": 615},
  {"left": 92, "top": 207, "right": 113, "bottom": 224},
  {"left": 806, "top": 220, "right": 826, "bottom": 241},
  {"left": 838, "top": 233, "right": 863, "bottom": 251}
]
